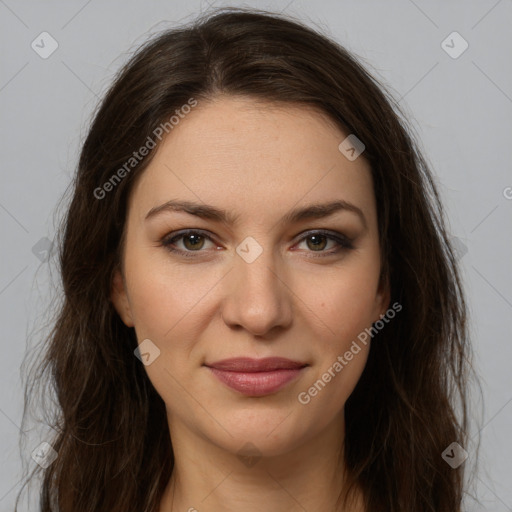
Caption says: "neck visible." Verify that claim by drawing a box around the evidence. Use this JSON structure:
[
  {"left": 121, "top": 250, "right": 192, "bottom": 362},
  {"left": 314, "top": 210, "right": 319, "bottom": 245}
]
[{"left": 159, "top": 410, "right": 364, "bottom": 512}]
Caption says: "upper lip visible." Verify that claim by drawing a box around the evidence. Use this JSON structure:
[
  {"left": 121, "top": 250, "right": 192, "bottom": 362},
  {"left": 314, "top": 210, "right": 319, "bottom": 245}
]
[{"left": 205, "top": 357, "right": 308, "bottom": 372}]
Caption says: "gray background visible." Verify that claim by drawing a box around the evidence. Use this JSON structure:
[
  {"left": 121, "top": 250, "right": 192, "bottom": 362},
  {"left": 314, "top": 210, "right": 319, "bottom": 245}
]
[{"left": 1, "top": 0, "right": 511, "bottom": 510}]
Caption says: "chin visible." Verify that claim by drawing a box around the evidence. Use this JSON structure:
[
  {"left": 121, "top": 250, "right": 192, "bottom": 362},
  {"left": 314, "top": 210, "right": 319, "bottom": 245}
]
[{"left": 202, "top": 409, "right": 311, "bottom": 458}]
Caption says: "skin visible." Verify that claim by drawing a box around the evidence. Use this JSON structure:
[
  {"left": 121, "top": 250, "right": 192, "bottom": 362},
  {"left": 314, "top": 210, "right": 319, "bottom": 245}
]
[{"left": 111, "top": 95, "right": 390, "bottom": 512}]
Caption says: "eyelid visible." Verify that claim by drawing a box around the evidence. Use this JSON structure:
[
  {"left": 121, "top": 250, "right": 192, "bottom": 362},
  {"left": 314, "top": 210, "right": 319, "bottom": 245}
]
[
  {"left": 291, "top": 229, "right": 354, "bottom": 257},
  {"left": 161, "top": 229, "right": 219, "bottom": 257}
]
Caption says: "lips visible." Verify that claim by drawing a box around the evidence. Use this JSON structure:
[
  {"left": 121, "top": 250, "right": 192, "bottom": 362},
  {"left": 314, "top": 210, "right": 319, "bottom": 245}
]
[
  {"left": 204, "top": 357, "right": 308, "bottom": 396},
  {"left": 205, "top": 357, "right": 307, "bottom": 372}
]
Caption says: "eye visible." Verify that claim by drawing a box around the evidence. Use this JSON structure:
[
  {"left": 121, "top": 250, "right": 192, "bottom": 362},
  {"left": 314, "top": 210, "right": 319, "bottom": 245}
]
[
  {"left": 293, "top": 230, "right": 354, "bottom": 256},
  {"left": 161, "top": 230, "right": 218, "bottom": 257},
  {"left": 161, "top": 229, "right": 354, "bottom": 258}
]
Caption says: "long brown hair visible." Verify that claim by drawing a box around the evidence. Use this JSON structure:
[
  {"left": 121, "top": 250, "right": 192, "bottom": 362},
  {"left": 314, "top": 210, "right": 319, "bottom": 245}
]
[{"left": 17, "top": 7, "right": 480, "bottom": 511}]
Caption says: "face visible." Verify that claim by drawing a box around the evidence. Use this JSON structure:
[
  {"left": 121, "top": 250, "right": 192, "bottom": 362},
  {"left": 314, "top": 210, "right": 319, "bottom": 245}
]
[{"left": 111, "top": 95, "right": 389, "bottom": 458}]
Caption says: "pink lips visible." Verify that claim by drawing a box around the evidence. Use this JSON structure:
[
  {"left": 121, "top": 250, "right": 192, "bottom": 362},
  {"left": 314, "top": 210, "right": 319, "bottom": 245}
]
[{"left": 205, "top": 357, "right": 307, "bottom": 396}]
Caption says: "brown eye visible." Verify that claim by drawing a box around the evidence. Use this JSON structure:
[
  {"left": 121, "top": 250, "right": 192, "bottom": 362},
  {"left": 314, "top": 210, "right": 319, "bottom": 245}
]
[
  {"left": 182, "top": 233, "right": 206, "bottom": 250},
  {"left": 162, "top": 230, "right": 217, "bottom": 256},
  {"left": 295, "top": 230, "right": 353, "bottom": 256},
  {"left": 305, "top": 234, "right": 328, "bottom": 251}
]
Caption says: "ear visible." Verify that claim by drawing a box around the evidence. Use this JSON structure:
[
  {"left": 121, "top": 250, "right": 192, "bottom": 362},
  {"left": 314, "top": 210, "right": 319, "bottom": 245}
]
[
  {"left": 374, "top": 270, "right": 391, "bottom": 322},
  {"left": 110, "top": 268, "right": 134, "bottom": 327}
]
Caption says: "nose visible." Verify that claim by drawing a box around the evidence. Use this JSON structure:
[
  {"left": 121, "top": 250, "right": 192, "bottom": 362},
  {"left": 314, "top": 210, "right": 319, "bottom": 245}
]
[{"left": 220, "top": 246, "right": 293, "bottom": 337}]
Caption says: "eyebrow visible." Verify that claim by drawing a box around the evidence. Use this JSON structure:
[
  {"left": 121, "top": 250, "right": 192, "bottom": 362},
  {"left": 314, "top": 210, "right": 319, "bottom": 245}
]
[{"left": 145, "top": 199, "right": 367, "bottom": 230}]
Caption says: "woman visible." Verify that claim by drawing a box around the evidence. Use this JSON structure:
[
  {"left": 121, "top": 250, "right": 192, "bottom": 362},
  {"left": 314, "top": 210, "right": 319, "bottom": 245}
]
[{"left": 18, "top": 7, "right": 478, "bottom": 511}]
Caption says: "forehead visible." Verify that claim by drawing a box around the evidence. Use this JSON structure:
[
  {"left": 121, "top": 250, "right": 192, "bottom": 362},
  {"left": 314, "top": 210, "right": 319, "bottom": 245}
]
[{"left": 128, "top": 96, "right": 375, "bottom": 225}]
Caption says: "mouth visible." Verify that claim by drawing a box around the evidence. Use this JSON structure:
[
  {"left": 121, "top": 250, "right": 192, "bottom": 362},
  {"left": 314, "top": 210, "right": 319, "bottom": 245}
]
[{"left": 204, "top": 357, "right": 308, "bottom": 396}]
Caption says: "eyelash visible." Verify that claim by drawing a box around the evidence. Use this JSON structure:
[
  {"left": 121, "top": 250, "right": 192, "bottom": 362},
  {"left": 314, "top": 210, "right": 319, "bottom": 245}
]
[{"left": 160, "top": 229, "right": 354, "bottom": 259}]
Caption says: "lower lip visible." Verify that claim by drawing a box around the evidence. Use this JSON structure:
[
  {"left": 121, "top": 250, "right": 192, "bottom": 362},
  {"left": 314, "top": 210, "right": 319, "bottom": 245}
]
[{"left": 206, "top": 367, "right": 305, "bottom": 396}]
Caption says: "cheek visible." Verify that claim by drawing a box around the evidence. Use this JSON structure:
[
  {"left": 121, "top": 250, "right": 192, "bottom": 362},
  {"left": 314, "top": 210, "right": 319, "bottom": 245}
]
[
  {"left": 290, "top": 256, "right": 379, "bottom": 404},
  {"left": 123, "top": 251, "right": 228, "bottom": 401},
  {"left": 123, "top": 261, "right": 213, "bottom": 412},
  {"left": 295, "top": 257, "right": 381, "bottom": 344},
  {"left": 124, "top": 250, "right": 224, "bottom": 342},
  {"left": 295, "top": 279, "right": 373, "bottom": 418}
]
